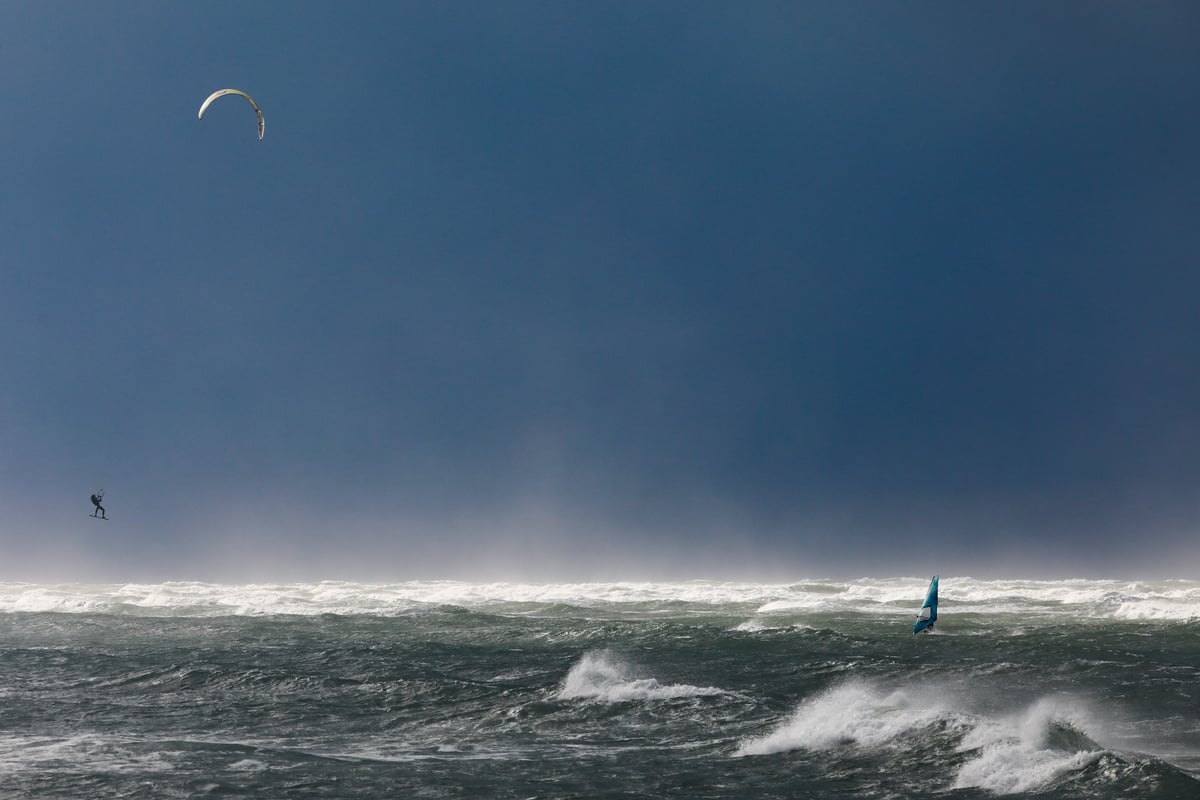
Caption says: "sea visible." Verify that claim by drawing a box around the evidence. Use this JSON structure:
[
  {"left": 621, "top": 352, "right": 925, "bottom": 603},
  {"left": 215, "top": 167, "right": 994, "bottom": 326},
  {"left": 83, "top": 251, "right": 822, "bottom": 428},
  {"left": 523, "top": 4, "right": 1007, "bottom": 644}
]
[{"left": 1, "top": 578, "right": 1197, "bottom": 799}]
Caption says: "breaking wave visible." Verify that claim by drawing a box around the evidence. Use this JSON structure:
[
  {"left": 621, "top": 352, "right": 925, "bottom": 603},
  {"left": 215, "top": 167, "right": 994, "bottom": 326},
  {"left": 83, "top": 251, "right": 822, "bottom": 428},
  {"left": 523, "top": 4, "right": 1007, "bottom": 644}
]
[
  {"left": 555, "top": 651, "right": 724, "bottom": 702},
  {"left": 734, "top": 680, "right": 1146, "bottom": 795},
  {"left": 951, "top": 696, "right": 1105, "bottom": 794},
  {"left": 735, "top": 682, "right": 962, "bottom": 756},
  {"left": 1, "top": 578, "right": 1197, "bottom": 620}
]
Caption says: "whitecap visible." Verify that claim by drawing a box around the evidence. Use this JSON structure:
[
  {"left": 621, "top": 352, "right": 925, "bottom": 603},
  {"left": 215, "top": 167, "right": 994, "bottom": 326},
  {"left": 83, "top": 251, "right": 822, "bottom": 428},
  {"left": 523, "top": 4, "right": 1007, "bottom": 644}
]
[
  {"left": 3, "top": 577, "right": 1199, "bottom": 621},
  {"left": 952, "top": 695, "right": 1105, "bottom": 794},
  {"left": 734, "top": 680, "right": 958, "bottom": 756},
  {"left": 555, "top": 650, "right": 723, "bottom": 702}
]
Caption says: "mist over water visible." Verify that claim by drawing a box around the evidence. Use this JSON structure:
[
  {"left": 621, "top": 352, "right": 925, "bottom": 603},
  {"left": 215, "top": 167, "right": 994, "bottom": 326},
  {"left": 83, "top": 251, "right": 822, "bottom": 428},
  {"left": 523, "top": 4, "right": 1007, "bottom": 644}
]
[{"left": 2, "top": 577, "right": 1198, "bottom": 798}]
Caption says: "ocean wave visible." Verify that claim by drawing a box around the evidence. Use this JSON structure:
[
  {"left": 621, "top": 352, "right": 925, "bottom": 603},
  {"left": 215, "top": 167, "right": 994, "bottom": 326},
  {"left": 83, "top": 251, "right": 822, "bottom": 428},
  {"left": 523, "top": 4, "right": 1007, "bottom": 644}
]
[
  {"left": 555, "top": 651, "right": 724, "bottom": 702},
  {"left": 734, "top": 681, "right": 963, "bottom": 756},
  {"left": 1, "top": 578, "right": 1198, "bottom": 621},
  {"left": 0, "top": 733, "right": 177, "bottom": 775},
  {"left": 732, "top": 680, "right": 1165, "bottom": 796},
  {"left": 951, "top": 695, "right": 1105, "bottom": 794}
]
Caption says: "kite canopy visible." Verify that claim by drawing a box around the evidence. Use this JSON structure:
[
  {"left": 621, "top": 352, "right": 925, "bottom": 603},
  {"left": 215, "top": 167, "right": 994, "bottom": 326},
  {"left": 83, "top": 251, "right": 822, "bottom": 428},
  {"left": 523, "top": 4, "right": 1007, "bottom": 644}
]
[{"left": 198, "top": 89, "right": 264, "bottom": 140}]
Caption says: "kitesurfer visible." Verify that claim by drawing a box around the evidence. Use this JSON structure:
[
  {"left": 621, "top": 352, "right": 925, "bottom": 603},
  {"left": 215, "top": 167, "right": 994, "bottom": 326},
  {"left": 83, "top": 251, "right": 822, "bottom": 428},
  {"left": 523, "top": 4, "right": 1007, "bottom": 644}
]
[{"left": 90, "top": 491, "right": 107, "bottom": 519}]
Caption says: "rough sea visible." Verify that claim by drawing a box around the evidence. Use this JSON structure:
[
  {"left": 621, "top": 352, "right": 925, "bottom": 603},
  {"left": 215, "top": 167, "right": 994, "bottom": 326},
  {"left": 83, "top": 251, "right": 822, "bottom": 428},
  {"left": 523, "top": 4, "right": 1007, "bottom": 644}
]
[{"left": 1, "top": 578, "right": 1197, "bottom": 799}]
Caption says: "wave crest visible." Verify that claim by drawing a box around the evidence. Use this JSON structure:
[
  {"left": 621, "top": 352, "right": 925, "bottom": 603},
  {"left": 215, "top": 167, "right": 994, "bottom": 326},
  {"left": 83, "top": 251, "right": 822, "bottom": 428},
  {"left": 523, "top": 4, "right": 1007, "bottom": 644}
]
[
  {"left": 735, "top": 681, "right": 1123, "bottom": 795},
  {"left": 735, "top": 681, "right": 956, "bottom": 756},
  {"left": 555, "top": 651, "right": 723, "bottom": 702},
  {"left": 952, "top": 696, "right": 1105, "bottom": 794},
  {"left": 3, "top": 578, "right": 1199, "bottom": 621}
]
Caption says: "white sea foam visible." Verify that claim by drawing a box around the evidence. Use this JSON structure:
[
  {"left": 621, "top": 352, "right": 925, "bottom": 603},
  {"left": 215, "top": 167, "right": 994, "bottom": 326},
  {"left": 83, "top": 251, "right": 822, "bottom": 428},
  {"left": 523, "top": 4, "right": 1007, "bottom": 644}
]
[
  {"left": 1111, "top": 584, "right": 1200, "bottom": 620},
  {"left": 1, "top": 578, "right": 1197, "bottom": 620},
  {"left": 735, "top": 681, "right": 958, "bottom": 756},
  {"left": 952, "top": 696, "right": 1105, "bottom": 794},
  {"left": 735, "top": 680, "right": 1111, "bottom": 794},
  {"left": 556, "top": 651, "right": 724, "bottom": 702},
  {"left": 0, "top": 734, "right": 176, "bottom": 775},
  {"left": 731, "top": 619, "right": 815, "bottom": 633}
]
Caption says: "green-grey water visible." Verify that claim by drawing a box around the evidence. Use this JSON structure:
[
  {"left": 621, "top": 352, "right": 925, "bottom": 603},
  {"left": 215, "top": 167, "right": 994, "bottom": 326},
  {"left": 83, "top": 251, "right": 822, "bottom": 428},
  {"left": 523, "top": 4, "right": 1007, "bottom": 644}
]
[{"left": 1, "top": 579, "right": 1197, "bottom": 798}]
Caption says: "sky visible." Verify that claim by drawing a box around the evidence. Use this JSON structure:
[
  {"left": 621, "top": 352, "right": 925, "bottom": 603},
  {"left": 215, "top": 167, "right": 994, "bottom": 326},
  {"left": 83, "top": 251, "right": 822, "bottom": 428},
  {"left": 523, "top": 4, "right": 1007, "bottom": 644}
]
[{"left": 2, "top": 3, "right": 1200, "bottom": 581}]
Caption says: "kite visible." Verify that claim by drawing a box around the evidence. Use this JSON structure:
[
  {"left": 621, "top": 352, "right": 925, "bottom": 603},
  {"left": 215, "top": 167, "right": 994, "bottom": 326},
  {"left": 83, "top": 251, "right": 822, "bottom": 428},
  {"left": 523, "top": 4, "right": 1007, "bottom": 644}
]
[{"left": 198, "top": 89, "right": 264, "bottom": 140}]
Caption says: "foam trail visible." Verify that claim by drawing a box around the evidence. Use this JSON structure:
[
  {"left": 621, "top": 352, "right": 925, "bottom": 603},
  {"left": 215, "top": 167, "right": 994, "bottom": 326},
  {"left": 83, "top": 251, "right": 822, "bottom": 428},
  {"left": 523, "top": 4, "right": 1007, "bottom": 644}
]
[
  {"left": 556, "top": 651, "right": 724, "bottom": 702},
  {"left": 0, "top": 734, "right": 177, "bottom": 775}
]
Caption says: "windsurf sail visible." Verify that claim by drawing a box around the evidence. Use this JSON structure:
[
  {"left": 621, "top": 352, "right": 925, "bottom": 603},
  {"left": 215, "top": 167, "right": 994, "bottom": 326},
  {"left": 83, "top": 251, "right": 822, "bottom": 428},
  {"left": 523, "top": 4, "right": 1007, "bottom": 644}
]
[{"left": 913, "top": 575, "right": 938, "bottom": 634}]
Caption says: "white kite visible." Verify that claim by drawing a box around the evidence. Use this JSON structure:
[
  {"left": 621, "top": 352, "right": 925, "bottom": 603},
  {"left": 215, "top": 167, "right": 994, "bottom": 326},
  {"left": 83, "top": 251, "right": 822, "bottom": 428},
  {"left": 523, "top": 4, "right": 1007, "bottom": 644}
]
[{"left": 198, "top": 89, "right": 265, "bottom": 140}]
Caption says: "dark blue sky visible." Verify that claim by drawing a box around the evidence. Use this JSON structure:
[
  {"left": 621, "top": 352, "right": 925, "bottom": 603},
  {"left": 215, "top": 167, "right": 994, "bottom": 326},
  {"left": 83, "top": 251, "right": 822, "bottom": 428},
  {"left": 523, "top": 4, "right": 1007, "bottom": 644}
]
[{"left": 3, "top": 3, "right": 1200, "bottom": 580}]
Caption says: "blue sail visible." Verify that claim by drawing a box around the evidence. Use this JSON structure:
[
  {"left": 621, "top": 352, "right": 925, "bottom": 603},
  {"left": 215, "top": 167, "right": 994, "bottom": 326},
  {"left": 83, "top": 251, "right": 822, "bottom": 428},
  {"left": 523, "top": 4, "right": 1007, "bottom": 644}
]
[{"left": 913, "top": 575, "right": 938, "bottom": 634}]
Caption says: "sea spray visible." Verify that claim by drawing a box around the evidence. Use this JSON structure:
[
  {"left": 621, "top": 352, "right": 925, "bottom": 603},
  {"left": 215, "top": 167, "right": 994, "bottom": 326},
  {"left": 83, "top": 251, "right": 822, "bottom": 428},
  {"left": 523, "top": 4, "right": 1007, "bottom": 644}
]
[
  {"left": 3, "top": 578, "right": 1199, "bottom": 620},
  {"left": 1, "top": 579, "right": 1197, "bottom": 798},
  {"left": 951, "top": 695, "right": 1106, "bottom": 794},
  {"left": 556, "top": 650, "right": 724, "bottom": 702},
  {"left": 735, "top": 681, "right": 959, "bottom": 755}
]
